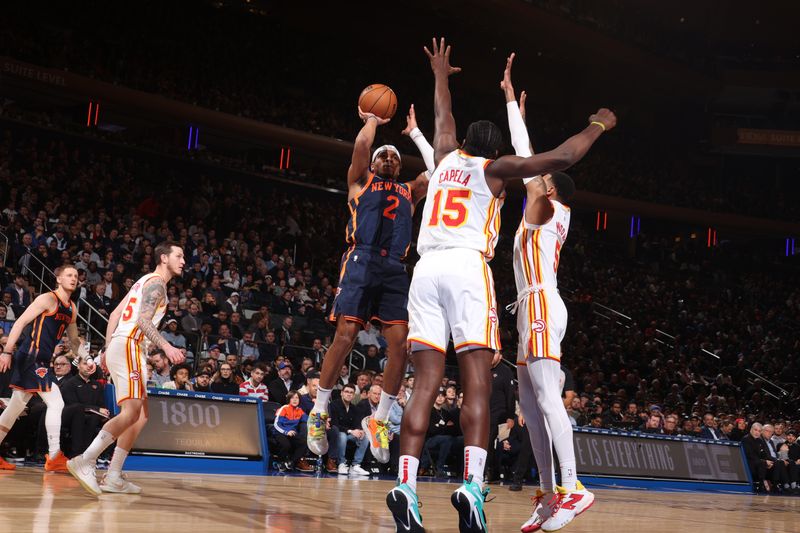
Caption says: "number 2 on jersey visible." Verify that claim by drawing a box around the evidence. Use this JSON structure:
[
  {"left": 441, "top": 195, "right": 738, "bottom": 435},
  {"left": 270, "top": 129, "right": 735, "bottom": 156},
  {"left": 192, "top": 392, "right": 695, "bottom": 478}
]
[
  {"left": 428, "top": 189, "right": 471, "bottom": 227},
  {"left": 382, "top": 195, "right": 399, "bottom": 220},
  {"left": 122, "top": 297, "right": 137, "bottom": 321}
]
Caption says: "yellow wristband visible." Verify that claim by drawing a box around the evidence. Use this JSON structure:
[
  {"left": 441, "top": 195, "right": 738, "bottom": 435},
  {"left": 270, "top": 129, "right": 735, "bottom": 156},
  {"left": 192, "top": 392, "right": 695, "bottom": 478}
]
[{"left": 590, "top": 121, "right": 606, "bottom": 131}]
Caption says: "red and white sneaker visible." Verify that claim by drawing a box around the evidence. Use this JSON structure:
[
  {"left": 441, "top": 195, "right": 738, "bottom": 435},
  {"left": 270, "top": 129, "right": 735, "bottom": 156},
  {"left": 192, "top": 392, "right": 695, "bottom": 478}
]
[
  {"left": 520, "top": 489, "right": 559, "bottom": 532},
  {"left": 540, "top": 481, "right": 594, "bottom": 532}
]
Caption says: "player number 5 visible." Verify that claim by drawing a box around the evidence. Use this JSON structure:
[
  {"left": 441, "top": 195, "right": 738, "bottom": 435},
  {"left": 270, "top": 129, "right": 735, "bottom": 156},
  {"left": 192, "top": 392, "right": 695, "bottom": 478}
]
[
  {"left": 428, "top": 189, "right": 471, "bottom": 227},
  {"left": 122, "top": 297, "right": 137, "bottom": 321}
]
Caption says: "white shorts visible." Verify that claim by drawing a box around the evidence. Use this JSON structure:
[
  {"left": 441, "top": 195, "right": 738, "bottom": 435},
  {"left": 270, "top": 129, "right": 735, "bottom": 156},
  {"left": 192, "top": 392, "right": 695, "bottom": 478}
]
[
  {"left": 516, "top": 287, "right": 567, "bottom": 364},
  {"left": 408, "top": 248, "right": 500, "bottom": 353},
  {"left": 106, "top": 335, "right": 148, "bottom": 405}
]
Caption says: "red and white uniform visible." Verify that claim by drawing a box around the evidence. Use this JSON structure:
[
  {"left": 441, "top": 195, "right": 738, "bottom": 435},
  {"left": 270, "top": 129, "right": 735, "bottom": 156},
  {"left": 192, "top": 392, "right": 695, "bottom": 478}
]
[
  {"left": 106, "top": 273, "right": 167, "bottom": 404},
  {"left": 513, "top": 200, "right": 570, "bottom": 363},
  {"left": 408, "top": 150, "right": 504, "bottom": 353}
]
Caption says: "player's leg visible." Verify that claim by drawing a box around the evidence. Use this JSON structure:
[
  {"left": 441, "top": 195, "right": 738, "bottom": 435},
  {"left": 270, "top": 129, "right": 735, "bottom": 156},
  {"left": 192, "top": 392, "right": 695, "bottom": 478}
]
[
  {"left": 0, "top": 389, "right": 33, "bottom": 469},
  {"left": 363, "top": 321, "right": 407, "bottom": 463},
  {"left": 531, "top": 359, "right": 593, "bottom": 532},
  {"left": 38, "top": 384, "right": 68, "bottom": 471},
  {"left": 99, "top": 400, "right": 147, "bottom": 494}
]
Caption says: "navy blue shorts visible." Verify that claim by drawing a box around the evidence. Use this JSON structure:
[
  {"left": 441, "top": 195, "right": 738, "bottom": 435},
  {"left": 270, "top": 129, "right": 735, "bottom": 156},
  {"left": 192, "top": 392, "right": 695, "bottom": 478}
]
[
  {"left": 329, "top": 247, "right": 409, "bottom": 325},
  {"left": 10, "top": 350, "right": 57, "bottom": 393}
]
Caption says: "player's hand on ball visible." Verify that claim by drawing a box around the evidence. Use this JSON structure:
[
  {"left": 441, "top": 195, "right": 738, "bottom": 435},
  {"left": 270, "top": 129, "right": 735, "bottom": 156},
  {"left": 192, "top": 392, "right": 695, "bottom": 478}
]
[
  {"left": 424, "top": 37, "right": 461, "bottom": 77},
  {"left": 589, "top": 108, "right": 617, "bottom": 131},
  {"left": 401, "top": 104, "right": 418, "bottom": 136},
  {"left": 358, "top": 106, "right": 390, "bottom": 126},
  {"left": 164, "top": 344, "right": 185, "bottom": 365}
]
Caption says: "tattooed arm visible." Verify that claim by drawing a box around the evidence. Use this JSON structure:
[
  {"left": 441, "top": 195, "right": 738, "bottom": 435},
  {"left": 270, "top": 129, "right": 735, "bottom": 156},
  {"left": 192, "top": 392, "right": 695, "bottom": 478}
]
[{"left": 137, "top": 277, "right": 185, "bottom": 364}]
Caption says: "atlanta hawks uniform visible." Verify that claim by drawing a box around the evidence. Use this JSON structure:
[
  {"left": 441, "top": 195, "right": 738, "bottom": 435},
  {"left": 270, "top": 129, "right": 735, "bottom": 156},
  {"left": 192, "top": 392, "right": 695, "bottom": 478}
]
[
  {"left": 408, "top": 149, "right": 504, "bottom": 353},
  {"left": 10, "top": 292, "right": 76, "bottom": 392},
  {"left": 106, "top": 273, "right": 167, "bottom": 404},
  {"left": 512, "top": 200, "right": 570, "bottom": 363}
]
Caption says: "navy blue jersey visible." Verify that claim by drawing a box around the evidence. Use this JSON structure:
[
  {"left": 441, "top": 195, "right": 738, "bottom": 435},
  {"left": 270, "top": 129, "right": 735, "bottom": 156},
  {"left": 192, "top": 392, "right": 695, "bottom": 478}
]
[
  {"left": 16, "top": 292, "right": 75, "bottom": 364},
  {"left": 346, "top": 173, "right": 413, "bottom": 260}
]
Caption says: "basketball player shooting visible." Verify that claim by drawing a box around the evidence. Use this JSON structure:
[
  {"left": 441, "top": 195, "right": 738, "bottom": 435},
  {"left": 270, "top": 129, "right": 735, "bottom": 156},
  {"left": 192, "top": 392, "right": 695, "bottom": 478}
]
[
  {"left": 386, "top": 38, "right": 615, "bottom": 533},
  {"left": 307, "top": 102, "right": 429, "bottom": 470},
  {"left": 0, "top": 265, "right": 81, "bottom": 473},
  {"left": 67, "top": 241, "right": 186, "bottom": 496},
  {"left": 501, "top": 53, "right": 595, "bottom": 532}
]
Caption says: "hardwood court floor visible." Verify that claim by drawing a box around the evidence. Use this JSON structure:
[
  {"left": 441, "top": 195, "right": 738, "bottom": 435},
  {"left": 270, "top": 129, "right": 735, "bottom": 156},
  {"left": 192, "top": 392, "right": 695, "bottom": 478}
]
[{"left": 1, "top": 468, "right": 798, "bottom": 532}]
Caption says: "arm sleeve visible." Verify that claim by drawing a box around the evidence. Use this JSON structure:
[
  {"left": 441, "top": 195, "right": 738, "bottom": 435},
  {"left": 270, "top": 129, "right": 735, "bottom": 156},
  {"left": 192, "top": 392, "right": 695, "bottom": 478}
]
[
  {"left": 506, "top": 102, "right": 532, "bottom": 158},
  {"left": 409, "top": 128, "right": 436, "bottom": 177}
]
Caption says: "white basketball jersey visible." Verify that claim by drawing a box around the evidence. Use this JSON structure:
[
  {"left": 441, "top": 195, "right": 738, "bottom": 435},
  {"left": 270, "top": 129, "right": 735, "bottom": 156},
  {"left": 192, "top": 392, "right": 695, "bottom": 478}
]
[
  {"left": 112, "top": 272, "right": 168, "bottom": 342},
  {"left": 513, "top": 200, "right": 571, "bottom": 292},
  {"left": 417, "top": 150, "right": 504, "bottom": 259}
]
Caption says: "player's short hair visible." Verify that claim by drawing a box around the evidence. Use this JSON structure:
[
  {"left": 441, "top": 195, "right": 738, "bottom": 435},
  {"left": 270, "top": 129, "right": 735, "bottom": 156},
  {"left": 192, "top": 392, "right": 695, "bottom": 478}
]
[
  {"left": 463, "top": 120, "right": 503, "bottom": 159},
  {"left": 549, "top": 171, "right": 575, "bottom": 203},
  {"left": 54, "top": 264, "right": 77, "bottom": 277},
  {"left": 154, "top": 240, "right": 180, "bottom": 264}
]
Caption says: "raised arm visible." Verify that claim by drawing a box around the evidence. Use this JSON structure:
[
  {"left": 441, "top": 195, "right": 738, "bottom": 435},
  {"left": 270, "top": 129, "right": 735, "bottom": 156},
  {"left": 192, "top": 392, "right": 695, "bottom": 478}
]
[
  {"left": 137, "top": 277, "right": 185, "bottom": 364},
  {"left": 486, "top": 108, "right": 616, "bottom": 181},
  {"left": 401, "top": 104, "right": 436, "bottom": 176},
  {"left": 0, "top": 293, "right": 56, "bottom": 372},
  {"left": 424, "top": 38, "right": 461, "bottom": 165},
  {"left": 346, "top": 109, "right": 390, "bottom": 195}
]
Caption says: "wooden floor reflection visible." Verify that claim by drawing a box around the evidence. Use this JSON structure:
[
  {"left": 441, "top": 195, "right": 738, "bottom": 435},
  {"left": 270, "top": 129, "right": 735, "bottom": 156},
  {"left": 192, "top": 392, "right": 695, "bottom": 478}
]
[{"left": 1, "top": 468, "right": 798, "bottom": 532}]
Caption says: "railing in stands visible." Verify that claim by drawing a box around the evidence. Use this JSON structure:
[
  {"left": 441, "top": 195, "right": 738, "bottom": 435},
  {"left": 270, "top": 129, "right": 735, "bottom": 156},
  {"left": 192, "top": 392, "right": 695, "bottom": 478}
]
[{"left": 0, "top": 230, "right": 8, "bottom": 268}]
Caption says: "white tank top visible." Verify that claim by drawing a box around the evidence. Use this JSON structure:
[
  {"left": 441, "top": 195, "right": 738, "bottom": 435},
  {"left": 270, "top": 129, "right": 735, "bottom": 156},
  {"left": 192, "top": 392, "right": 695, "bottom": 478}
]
[
  {"left": 513, "top": 200, "right": 570, "bottom": 292},
  {"left": 112, "top": 272, "right": 168, "bottom": 343},
  {"left": 417, "top": 150, "right": 504, "bottom": 259}
]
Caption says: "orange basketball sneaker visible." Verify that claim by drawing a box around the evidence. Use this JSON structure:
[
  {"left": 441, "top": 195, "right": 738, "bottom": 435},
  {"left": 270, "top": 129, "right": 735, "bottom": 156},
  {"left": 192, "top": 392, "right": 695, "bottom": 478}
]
[
  {"left": 362, "top": 415, "right": 390, "bottom": 463},
  {"left": 44, "top": 451, "right": 69, "bottom": 473},
  {"left": 0, "top": 455, "right": 16, "bottom": 470}
]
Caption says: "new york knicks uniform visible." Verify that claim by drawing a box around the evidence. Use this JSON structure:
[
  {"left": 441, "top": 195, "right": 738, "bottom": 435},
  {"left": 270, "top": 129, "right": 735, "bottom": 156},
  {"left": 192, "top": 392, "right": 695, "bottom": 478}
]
[
  {"left": 329, "top": 172, "right": 413, "bottom": 325},
  {"left": 513, "top": 200, "right": 570, "bottom": 363},
  {"left": 408, "top": 150, "right": 504, "bottom": 353},
  {"left": 10, "top": 292, "right": 76, "bottom": 392},
  {"left": 106, "top": 273, "right": 167, "bottom": 404}
]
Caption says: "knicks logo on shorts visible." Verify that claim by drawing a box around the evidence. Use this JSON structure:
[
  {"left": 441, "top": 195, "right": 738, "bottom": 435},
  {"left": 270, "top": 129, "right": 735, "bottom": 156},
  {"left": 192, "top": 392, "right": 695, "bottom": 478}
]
[
  {"left": 35, "top": 367, "right": 49, "bottom": 378},
  {"left": 531, "top": 319, "right": 547, "bottom": 333},
  {"left": 129, "top": 371, "right": 141, "bottom": 381}
]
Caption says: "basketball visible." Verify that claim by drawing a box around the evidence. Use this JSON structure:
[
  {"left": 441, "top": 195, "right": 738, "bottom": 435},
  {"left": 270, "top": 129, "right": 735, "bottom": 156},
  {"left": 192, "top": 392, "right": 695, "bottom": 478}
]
[{"left": 358, "top": 84, "right": 398, "bottom": 120}]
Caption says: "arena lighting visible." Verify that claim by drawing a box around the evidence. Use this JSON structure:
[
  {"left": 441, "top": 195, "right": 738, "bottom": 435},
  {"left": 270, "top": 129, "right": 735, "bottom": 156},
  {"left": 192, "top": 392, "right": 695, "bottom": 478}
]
[
  {"left": 629, "top": 215, "right": 641, "bottom": 238},
  {"left": 279, "top": 146, "right": 292, "bottom": 170},
  {"left": 187, "top": 126, "right": 199, "bottom": 150},
  {"left": 707, "top": 227, "right": 717, "bottom": 248},
  {"left": 786, "top": 237, "right": 796, "bottom": 257},
  {"left": 86, "top": 101, "right": 100, "bottom": 127},
  {"left": 596, "top": 210, "right": 607, "bottom": 231}
]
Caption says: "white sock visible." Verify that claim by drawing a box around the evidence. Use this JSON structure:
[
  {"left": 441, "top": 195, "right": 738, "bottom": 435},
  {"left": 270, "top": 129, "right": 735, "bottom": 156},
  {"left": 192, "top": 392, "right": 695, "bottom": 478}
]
[
  {"left": 313, "top": 386, "right": 332, "bottom": 414},
  {"left": 374, "top": 392, "right": 396, "bottom": 422},
  {"left": 559, "top": 459, "right": 577, "bottom": 491},
  {"left": 109, "top": 447, "right": 129, "bottom": 474},
  {"left": 40, "top": 387, "right": 64, "bottom": 457},
  {"left": 464, "top": 446, "right": 487, "bottom": 489},
  {"left": 398, "top": 455, "right": 419, "bottom": 492},
  {"left": 82, "top": 430, "right": 116, "bottom": 462}
]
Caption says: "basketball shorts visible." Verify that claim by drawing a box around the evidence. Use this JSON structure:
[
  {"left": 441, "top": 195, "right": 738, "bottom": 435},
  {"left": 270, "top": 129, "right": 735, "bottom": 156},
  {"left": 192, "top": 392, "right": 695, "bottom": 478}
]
[
  {"left": 515, "top": 287, "right": 567, "bottom": 363},
  {"left": 408, "top": 248, "right": 501, "bottom": 354},
  {"left": 10, "top": 350, "right": 57, "bottom": 393},
  {"left": 328, "top": 246, "right": 409, "bottom": 325},
  {"left": 106, "top": 335, "right": 148, "bottom": 405}
]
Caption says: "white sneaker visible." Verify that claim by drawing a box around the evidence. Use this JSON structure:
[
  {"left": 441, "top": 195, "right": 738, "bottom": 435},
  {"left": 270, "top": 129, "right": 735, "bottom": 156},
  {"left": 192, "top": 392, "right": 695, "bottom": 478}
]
[
  {"left": 337, "top": 463, "right": 349, "bottom": 475},
  {"left": 540, "top": 481, "right": 594, "bottom": 532},
  {"left": 100, "top": 472, "right": 142, "bottom": 494},
  {"left": 67, "top": 456, "right": 102, "bottom": 496},
  {"left": 521, "top": 489, "right": 559, "bottom": 532},
  {"left": 349, "top": 463, "right": 370, "bottom": 476}
]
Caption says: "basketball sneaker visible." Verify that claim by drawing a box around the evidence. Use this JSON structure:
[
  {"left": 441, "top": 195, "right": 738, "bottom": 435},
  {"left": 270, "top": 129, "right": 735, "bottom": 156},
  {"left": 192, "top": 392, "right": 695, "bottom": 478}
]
[
  {"left": 451, "top": 475, "right": 490, "bottom": 533},
  {"left": 362, "top": 415, "right": 390, "bottom": 463},
  {"left": 44, "top": 451, "right": 69, "bottom": 473},
  {"left": 0, "top": 456, "right": 16, "bottom": 470},
  {"left": 540, "top": 481, "right": 594, "bottom": 532},
  {"left": 386, "top": 481, "right": 424, "bottom": 532},
  {"left": 100, "top": 472, "right": 142, "bottom": 494},
  {"left": 66, "top": 456, "right": 102, "bottom": 496},
  {"left": 307, "top": 411, "right": 329, "bottom": 456},
  {"left": 520, "top": 489, "right": 559, "bottom": 532}
]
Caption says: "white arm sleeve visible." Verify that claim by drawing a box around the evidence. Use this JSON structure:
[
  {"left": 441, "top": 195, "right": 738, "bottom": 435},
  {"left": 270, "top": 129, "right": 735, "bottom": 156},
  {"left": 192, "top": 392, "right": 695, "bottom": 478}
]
[
  {"left": 409, "top": 127, "right": 436, "bottom": 177},
  {"left": 506, "top": 101, "right": 537, "bottom": 184}
]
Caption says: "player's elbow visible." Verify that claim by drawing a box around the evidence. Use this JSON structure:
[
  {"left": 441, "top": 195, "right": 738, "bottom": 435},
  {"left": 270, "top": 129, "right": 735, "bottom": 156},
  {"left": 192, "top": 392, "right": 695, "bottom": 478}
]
[{"left": 553, "top": 150, "right": 577, "bottom": 170}]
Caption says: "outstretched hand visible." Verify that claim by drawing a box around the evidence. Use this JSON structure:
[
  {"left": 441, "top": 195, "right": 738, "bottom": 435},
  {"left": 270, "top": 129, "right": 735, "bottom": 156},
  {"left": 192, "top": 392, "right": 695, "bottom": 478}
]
[
  {"left": 519, "top": 90, "right": 528, "bottom": 123},
  {"left": 358, "top": 106, "right": 390, "bottom": 126},
  {"left": 499, "top": 52, "right": 516, "bottom": 102},
  {"left": 424, "top": 37, "right": 461, "bottom": 77},
  {"left": 401, "top": 104, "right": 418, "bottom": 136},
  {"left": 589, "top": 108, "right": 617, "bottom": 131}
]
